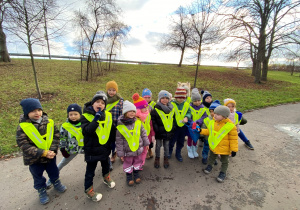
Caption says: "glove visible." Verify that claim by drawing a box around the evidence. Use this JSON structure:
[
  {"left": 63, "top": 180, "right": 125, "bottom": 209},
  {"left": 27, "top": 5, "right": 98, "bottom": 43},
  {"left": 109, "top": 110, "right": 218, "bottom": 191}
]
[
  {"left": 231, "top": 151, "right": 236, "bottom": 157},
  {"left": 93, "top": 110, "right": 102, "bottom": 122},
  {"left": 60, "top": 148, "right": 70, "bottom": 158}
]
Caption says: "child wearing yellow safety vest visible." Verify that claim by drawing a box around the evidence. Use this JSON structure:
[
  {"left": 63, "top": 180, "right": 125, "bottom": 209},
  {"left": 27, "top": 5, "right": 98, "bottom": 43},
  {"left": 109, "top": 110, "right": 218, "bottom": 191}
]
[
  {"left": 132, "top": 93, "right": 155, "bottom": 165},
  {"left": 201, "top": 100, "right": 221, "bottom": 165},
  {"left": 116, "top": 100, "right": 150, "bottom": 186},
  {"left": 169, "top": 87, "right": 192, "bottom": 162},
  {"left": 105, "top": 80, "right": 123, "bottom": 168},
  {"left": 200, "top": 105, "right": 238, "bottom": 183},
  {"left": 46, "top": 103, "right": 84, "bottom": 189},
  {"left": 151, "top": 90, "right": 175, "bottom": 169},
  {"left": 16, "top": 98, "right": 66, "bottom": 205},
  {"left": 224, "top": 98, "right": 254, "bottom": 150},
  {"left": 187, "top": 88, "right": 208, "bottom": 159},
  {"left": 81, "top": 91, "right": 116, "bottom": 202}
]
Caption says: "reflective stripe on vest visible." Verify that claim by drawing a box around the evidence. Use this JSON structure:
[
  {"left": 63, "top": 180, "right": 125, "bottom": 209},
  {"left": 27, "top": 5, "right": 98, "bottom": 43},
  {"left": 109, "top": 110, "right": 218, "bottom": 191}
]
[
  {"left": 155, "top": 108, "right": 174, "bottom": 132},
  {"left": 82, "top": 112, "right": 112, "bottom": 145},
  {"left": 106, "top": 100, "right": 120, "bottom": 112},
  {"left": 149, "top": 101, "right": 156, "bottom": 109},
  {"left": 190, "top": 107, "right": 206, "bottom": 122},
  {"left": 208, "top": 120, "right": 235, "bottom": 150},
  {"left": 61, "top": 122, "right": 84, "bottom": 146},
  {"left": 186, "top": 97, "right": 191, "bottom": 104},
  {"left": 234, "top": 112, "right": 241, "bottom": 125},
  {"left": 19, "top": 119, "right": 54, "bottom": 150},
  {"left": 203, "top": 117, "right": 211, "bottom": 127},
  {"left": 140, "top": 115, "right": 151, "bottom": 136},
  {"left": 203, "top": 107, "right": 210, "bottom": 116},
  {"left": 117, "top": 120, "right": 141, "bottom": 152},
  {"left": 171, "top": 102, "right": 189, "bottom": 127}
]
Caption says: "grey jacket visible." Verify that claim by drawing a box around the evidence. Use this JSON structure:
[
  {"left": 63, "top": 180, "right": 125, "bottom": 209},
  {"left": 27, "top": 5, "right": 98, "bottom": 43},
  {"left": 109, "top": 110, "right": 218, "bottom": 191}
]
[{"left": 116, "top": 116, "right": 150, "bottom": 157}]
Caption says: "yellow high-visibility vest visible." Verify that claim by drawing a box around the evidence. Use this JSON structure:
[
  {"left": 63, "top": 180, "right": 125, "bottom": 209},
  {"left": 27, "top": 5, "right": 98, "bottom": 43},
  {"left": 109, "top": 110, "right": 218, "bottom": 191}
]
[
  {"left": 19, "top": 119, "right": 54, "bottom": 150},
  {"left": 233, "top": 112, "right": 242, "bottom": 125},
  {"left": 186, "top": 97, "right": 191, "bottom": 104},
  {"left": 203, "top": 107, "right": 210, "bottom": 116},
  {"left": 140, "top": 115, "right": 151, "bottom": 136},
  {"left": 155, "top": 108, "right": 175, "bottom": 132},
  {"left": 208, "top": 120, "right": 235, "bottom": 150},
  {"left": 171, "top": 102, "right": 190, "bottom": 127},
  {"left": 190, "top": 106, "right": 206, "bottom": 122},
  {"left": 149, "top": 101, "right": 156, "bottom": 109},
  {"left": 61, "top": 122, "right": 84, "bottom": 146},
  {"left": 82, "top": 112, "right": 112, "bottom": 145},
  {"left": 106, "top": 100, "right": 120, "bottom": 112},
  {"left": 203, "top": 117, "right": 211, "bottom": 127},
  {"left": 117, "top": 120, "right": 141, "bottom": 152}
]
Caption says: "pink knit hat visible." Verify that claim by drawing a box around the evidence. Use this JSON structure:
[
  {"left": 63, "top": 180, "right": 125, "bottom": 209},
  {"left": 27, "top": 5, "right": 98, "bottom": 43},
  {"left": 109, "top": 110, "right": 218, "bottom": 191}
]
[{"left": 132, "top": 93, "right": 148, "bottom": 109}]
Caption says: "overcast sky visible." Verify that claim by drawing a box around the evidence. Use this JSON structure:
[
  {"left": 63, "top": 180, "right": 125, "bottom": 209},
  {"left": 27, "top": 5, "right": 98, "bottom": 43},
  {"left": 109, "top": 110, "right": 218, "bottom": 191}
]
[{"left": 7, "top": 0, "right": 237, "bottom": 66}]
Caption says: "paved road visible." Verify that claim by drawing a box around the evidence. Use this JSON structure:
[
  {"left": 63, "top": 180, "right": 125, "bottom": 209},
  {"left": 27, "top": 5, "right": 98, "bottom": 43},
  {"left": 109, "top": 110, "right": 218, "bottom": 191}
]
[{"left": 1, "top": 103, "right": 300, "bottom": 210}]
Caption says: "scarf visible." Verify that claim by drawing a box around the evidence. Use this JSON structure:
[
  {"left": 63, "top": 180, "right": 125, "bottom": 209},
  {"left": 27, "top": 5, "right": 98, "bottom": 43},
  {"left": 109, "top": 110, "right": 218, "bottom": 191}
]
[
  {"left": 120, "top": 117, "right": 136, "bottom": 125},
  {"left": 31, "top": 117, "right": 42, "bottom": 124},
  {"left": 136, "top": 109, "right": 149, "bottom": 122},
  {"left": 156, "top": 101, "right": 173, "bottom": 114},
  {"left": 107, "top": 93, "right": 121, "bottom": 104},
  {"left": 203, "top": 101, "right": 212, "bottom": 108},
  {"left": 69, "top": 119, "right": 81, "bottom": 125}
]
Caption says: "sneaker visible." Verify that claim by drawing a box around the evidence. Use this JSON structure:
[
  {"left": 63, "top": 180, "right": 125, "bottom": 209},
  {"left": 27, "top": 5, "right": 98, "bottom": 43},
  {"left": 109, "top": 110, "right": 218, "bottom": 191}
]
[
  {"left": 203, "top": 165, "right": 212, "bottom": 174},
  {"left": 126, "top": 173, "right": 134, "bottom": 186},
  {"left": 202, "top": 158, "right": 208, "bottom": 165},
  {"left": 46, "top": 179, "right": 52, "bottom": 189},
  {"left": 38, "top": 188, "right": 50, "bottom": 205},
  {"left": 175, "top": 153, "right": 183, "bottom": 162},
  {"left": 103, "top": 173, "right": 115, "bottom": 188},
  {"left": 217, "top": 172, "right": 226, "bottom": 182},
  {"left": 53, "top": 179, "right": 67, "bottom": 193},
  {"left": 85, "top": 186, "right": 102, "bottom": 202},
  {"left": 245, "top": 141, "right": 254, "bottom": 150}
]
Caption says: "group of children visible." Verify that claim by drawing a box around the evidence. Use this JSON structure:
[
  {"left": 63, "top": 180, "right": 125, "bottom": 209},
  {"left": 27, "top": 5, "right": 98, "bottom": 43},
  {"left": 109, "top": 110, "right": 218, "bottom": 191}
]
[{"left": 16, "top": 80, "right": 254, "bottom": 205}]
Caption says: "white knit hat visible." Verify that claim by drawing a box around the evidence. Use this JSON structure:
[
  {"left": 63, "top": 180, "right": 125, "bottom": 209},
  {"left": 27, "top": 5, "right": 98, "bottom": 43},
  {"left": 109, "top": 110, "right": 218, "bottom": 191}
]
[{"left": 122, "top": 100, "right": 136, "bottom": 115}]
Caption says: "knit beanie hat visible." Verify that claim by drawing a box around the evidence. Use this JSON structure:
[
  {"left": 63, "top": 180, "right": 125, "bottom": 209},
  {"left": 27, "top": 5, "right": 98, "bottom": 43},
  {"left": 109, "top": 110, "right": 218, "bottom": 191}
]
[
  {"left": 67, "top": 103, "right": 82, "bottom": 115},
  {"left": 209, "top": 100, "right": 221, "bottom": 110},
  {"left": 92, "top": 91, "right": 108, "bottom": 105},
  {"left": 142, "top": 88, "right": 152, "bottom": 97},
  {"left": 106, "top": 80, "right": 118, "bottom": 92},
  {"left": 158, "top": 90, "right": 170, "bottom": 101},
  {"left": 122, "top": 100, "right": 136, "bottom": 114},
  {"left": 20, "top": 98, "right": 43, "bottom": 116},
  {"left": 132, "top": 93, "right": 148, "bottom": 109},
  {"left": 201, "top": 90, "right": 212, "bottom": 101},
  {"left": 191, "top": 88, "right": 201, "bottom": 102},
  {"left": 174, "top": 87, "right": 187, "bottom": 99},
  {"left": 224, "top": 98, "right": 236, "bottom": 106},
  {"left": 214, "top": 105, "right": 230, "bottom": 118}
]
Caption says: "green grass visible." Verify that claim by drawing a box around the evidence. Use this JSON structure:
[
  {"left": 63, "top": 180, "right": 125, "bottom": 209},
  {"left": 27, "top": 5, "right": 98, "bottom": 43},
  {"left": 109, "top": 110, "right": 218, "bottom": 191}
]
[{"left": 1, "top": 59, "right": 300, "bottom": 155}]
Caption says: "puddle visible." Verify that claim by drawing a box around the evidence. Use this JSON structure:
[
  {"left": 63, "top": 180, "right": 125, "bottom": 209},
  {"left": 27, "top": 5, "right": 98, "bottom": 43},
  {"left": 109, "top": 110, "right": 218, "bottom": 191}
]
[{"left": 275, "top": 124, "right": 300, "bottom": 141}]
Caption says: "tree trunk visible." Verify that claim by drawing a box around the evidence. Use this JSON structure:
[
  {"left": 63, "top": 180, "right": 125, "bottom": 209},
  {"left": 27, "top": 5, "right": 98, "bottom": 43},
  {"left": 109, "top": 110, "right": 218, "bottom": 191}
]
[
  {"left": 251, "top": 60, "right": 256, "bottom": 76},
  {"left": 194, "top": 43, "right": 202, "bottom": 88},
  {"left": 254, "top": 61, "right": 261, "bottom": 84},
  {"left": 0, "top": 24, "right": 11, "bottom": 62},
  {"left": 28, "top": 42, "right": 42, "bottom": 99},
  {"left": 178, "top": 48, "right": 184, "bottom": 67},
  {"left": 261, "top": 58, "right": 268, "bottom": 81}
]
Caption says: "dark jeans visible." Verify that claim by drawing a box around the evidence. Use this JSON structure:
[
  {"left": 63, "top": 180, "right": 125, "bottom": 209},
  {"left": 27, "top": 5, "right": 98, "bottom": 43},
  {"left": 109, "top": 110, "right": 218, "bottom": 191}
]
[
  {"left": 110, "top": 126, "right": 116, "bottom": 154},
  {"left": 201, "top": 139, "right": 210, "bottom": 159},
  {"left": 169, "top": 126, "right": 187, "bottom": 154},
  {"left": 29, "top": 157, "right": 59, "bottom": 190},
  {"left": 84, "top": 157, "right": 109, "bottom": 190}
]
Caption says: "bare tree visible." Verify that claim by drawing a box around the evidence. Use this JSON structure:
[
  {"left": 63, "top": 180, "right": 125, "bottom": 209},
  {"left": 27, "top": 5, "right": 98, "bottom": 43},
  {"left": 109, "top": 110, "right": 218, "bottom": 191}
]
[
  {"left": 159, "top": 6, "right": 192, "bottom": 67},
  {"left": 105, "top": 21, "right": 130, "bottom": 70},
  {"left": 74, "top": 0, "right": 119, "bottom": 81},
  {"left": 0, "top": 0, "right": 11, "bottom": 62},
  {"left": 188, "top": 0, "right": 225, "bottom": 87},
  {"left": 223, "top": 46, "right": 249, "bottom": 69},
  {"left": 6, "top": 0, "right": 48, "bottom": 99}
]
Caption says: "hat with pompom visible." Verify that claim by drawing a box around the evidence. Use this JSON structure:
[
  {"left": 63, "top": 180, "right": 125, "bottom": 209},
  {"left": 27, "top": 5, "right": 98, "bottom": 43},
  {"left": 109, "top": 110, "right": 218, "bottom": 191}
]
[
  {"left": 201, "top": 90, "right": 212, "bottom": 101},
  {"left": 224, "top": 98, "right": 236, "bottom": 106},
  {"left": 132, "top": 93, "right": 148, "bottom": 109},
  {"left": 209, "top": 100, "right": 221, "bottom": 110},
  {"left": 174, "top": 87, "right": 187, "bottom": 99},
  {"left": 142, "top": 88, "right": 152, "bottom": 97},
  {"left": 92, "top": 91, "right": 107, "bottom": 105}
]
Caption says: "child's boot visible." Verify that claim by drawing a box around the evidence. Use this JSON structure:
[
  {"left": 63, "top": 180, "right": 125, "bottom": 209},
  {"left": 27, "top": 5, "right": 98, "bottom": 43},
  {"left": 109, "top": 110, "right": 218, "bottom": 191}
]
[
  {"left": 217, "top": 172, "right": 226, "bottom": 183},
  {"left": 154, "top": 157, "right": 160, "bottom": 168},
  {"left": 46, "top": 179, "right": 52, "bottom": 189},
  {"left": 187, "top": 146, "right": 194, "bottom": 159},
  {"left": 148, "top": 148, "right": 153, "bottom": 158},
  {"left": 85, "top": 186, "right": 102, "bottom": 202},
  {"left": 103, "top": 173, "right": 116, "bottom": 188},
  {"left": 175, "top": 151, "right": 183, "bottom": 162},
  {"left": 192, "top": 145, "right": 199, "bottom": 158},
  {"left": 53, "top": 179, "right": 67, "bottom": 193},
  {"left": 111, "top": 152, "right": 117, "bottom": 163},
  {"left": 163, "top": 157, "right": 169, "bottom": 168},
  {"left": 133, "top": 170, "right": 141, "bottom": 184},
  {"left": 244, "top": 140, "right": 254, "bottom": 150},
  {"left": 38, "top": 188, "right": 49, "bottom": 205},
  {"left": 126, "top": 173, "right": 134, "bottom": 186}
]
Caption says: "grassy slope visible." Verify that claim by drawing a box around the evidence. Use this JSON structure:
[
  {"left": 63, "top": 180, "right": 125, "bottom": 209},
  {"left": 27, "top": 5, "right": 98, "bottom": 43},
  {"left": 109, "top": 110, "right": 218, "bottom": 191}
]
[{"left": 1, "top": 59, "right": 300, "bottom": 155}]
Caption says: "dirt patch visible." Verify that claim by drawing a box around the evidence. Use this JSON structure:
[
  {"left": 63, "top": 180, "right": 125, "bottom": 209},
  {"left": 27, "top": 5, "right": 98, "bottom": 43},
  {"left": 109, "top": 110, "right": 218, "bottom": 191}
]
[
  {"left": 26, "top": 92, "right": 57, "bottom": 102},
  {"left": 192, "top": 70, "right": 289, "bottom": 90}
]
